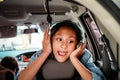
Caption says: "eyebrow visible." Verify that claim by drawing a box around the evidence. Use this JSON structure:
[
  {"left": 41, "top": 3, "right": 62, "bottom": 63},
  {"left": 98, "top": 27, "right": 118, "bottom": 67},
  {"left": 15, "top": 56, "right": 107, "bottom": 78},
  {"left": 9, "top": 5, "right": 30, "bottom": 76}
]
[{"left": 55, "top": 33, "right": 76, "bottom": 39}]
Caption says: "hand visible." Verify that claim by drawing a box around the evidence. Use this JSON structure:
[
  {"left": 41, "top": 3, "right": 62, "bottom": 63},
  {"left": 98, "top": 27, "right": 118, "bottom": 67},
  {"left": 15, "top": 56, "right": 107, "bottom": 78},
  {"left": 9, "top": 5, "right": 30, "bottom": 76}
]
[
  {"left": 42, "top": 27, "right": 52, "bottom": 54},
  {"left": 70, "top": 41, "right": 87, "bottom": 58}
]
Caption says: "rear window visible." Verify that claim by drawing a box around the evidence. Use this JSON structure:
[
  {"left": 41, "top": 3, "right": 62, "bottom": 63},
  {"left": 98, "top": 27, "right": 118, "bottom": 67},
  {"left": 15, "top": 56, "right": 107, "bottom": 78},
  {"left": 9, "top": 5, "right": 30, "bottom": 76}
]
[{"left": 0, "top": 24, "right": 43, "bottom": 58}]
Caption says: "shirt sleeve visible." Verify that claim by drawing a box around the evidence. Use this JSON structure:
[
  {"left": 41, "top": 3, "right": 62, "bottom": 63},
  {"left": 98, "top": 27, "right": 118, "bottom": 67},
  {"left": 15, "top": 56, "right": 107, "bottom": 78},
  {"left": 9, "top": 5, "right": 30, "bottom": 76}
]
[
  {"left": 28, "top": 50, "right": 43, "bottom": 80},
  {"left": 16, "top": 50, "right": 42, "bottom": 80},
  {"left": 29, "top": 50, "right": 42, "bottom": 65},
  {"left": 80, "top": 49, "right": 106, "bottom": 80}
]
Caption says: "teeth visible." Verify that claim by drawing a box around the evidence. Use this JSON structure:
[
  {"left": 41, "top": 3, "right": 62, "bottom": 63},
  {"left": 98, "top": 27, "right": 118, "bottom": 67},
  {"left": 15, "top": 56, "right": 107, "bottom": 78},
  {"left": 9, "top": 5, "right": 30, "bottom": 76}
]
[{"left": 58, "top": 51, "right": 66, "bottom": 56}]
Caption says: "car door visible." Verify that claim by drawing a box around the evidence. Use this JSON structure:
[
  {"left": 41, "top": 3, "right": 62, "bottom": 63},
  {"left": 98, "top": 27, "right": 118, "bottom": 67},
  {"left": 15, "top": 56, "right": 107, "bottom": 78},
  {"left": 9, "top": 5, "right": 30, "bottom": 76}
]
[{"left": 79, "top": 10, "right": 118, "bottom": 80}]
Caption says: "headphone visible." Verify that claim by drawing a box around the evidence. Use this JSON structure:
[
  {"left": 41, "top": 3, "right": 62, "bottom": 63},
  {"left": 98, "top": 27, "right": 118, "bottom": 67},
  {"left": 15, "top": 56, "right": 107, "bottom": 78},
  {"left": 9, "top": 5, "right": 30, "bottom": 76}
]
[{"left": 49, "top": 20, "right": 86, "bottom": 47}]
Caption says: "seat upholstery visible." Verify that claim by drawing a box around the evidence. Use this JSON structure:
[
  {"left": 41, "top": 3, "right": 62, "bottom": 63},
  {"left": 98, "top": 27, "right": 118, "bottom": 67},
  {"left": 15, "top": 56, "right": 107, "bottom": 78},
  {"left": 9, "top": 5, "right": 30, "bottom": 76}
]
[
  {"left": 0, "top": 65, "right": 14, "bottom": 80},
  {"left": 41, "top": 60, "right": 80, "bottom": 80}
]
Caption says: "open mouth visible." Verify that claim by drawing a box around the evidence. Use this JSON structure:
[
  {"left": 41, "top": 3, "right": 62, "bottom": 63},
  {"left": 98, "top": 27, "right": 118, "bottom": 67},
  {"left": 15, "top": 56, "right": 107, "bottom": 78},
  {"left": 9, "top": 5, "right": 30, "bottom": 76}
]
[{"left": 58, "top": 51, "right": 67, "bottom": 56}]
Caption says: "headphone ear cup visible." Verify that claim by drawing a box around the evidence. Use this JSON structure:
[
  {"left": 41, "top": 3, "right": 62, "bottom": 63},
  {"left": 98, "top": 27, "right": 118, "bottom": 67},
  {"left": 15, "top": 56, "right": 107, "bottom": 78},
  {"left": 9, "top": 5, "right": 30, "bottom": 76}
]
[{"left": 49, "top": 22, "right": 58, "bottom": 34}]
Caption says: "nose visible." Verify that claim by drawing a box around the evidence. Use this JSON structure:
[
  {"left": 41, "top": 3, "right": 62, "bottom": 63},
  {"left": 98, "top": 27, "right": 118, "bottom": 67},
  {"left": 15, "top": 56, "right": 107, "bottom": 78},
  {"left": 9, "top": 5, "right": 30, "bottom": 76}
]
[{"left": 61, "top": 41, "right": 67, "bottom": 49}]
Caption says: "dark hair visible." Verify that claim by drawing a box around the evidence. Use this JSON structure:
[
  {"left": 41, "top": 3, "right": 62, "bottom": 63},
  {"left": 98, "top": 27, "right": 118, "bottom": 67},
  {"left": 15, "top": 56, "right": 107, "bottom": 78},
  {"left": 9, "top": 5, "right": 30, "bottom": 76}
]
[
  {"left": 0, "top": 56, "right": 19, "bottom": 74},
  {"left": 50, "top": 20, "right": 83, "bottom": 44}
]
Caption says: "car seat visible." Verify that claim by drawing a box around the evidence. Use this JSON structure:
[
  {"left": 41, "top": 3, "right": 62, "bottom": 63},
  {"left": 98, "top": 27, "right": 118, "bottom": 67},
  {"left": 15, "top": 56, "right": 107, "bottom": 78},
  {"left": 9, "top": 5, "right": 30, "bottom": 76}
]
[
  {"left": 0, "top": 65, "right": 14, "bottom": 80},
  {"left": 37, "top": 59, "right": 80, "bottom": 80}
]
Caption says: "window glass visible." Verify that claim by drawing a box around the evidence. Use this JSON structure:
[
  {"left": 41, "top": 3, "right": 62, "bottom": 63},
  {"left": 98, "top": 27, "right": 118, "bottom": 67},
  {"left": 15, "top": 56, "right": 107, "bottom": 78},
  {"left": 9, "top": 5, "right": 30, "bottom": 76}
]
[
  {"left": 0, "top": 24, "right": 43, "bottom": 58},
  {"left": 112, "top": 0, "right": 120, "bottom": 8}
]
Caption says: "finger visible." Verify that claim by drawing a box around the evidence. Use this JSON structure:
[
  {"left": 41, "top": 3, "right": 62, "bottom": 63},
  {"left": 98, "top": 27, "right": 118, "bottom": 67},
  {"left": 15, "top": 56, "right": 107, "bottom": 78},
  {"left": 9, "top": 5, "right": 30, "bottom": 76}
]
[
  {"left": 82, "top": 41, "right": 87, "bottom": 49},
  {"left": 76, "top": 42, "right": 83, "bottom": 53},
  {"left": 77, "top": 41, "right": 86, "bottom": 54},
  {"left": 44, "top": 27, "right": 49, "bottom": 39},
  {"left": 80, "top": 41, "right": 86, "bottom": 54},
  {"left": 78, "top": 42, "right": 83, "bottom": 49},
  {"left": 43, "top": 28, "right": 47, "bottom": 37}
]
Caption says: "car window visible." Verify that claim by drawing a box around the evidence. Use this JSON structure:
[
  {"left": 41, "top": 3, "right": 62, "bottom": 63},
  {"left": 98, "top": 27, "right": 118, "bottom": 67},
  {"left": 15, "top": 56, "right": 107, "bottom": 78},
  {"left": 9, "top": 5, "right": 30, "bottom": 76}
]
[
  {"left": 112, "top": 0, "right": 120, "bottom": 9},
  {"left": 0, "top": 24, "right": 43, "bottom": 58},
  {"left": 80, "top": 10, "right": 118, "bottom": 80}
]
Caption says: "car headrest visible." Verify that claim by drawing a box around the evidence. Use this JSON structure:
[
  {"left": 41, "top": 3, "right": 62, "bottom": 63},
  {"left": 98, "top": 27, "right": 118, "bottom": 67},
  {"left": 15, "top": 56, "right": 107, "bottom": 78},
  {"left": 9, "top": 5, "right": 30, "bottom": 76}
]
[
  {"left": 41, "top": 60, "right": 76, "bottom": 80},
  {"left": 0, "top": 65, "right": 14, "bottom": 80}
]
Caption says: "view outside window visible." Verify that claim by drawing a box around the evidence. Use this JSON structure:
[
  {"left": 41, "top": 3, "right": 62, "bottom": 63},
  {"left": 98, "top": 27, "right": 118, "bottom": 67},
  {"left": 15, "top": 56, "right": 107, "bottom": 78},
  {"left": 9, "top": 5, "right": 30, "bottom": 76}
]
[{"left": 0, "top": 24, "right": 43, "bottom": 58}]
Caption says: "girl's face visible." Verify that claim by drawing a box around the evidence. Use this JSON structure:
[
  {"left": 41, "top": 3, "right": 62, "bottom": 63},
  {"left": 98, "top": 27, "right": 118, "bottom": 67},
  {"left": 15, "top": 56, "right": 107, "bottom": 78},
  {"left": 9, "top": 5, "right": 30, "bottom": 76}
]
[{"left": 52, "top": 26, "right": 77, "bottom": 62}]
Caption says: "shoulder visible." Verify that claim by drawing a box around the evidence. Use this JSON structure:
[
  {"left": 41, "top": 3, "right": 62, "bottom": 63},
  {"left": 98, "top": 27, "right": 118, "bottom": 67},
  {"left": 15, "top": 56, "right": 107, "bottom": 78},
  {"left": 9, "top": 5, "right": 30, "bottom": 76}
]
[
  {"left": 29, "top": 50, "right": 43, "bottom": 64},
  {"left": 32, "top": 50, "right": 42, "bottom": 58},
  {"left": 82, "top": 49, "right": 92, "bottom": 59}
]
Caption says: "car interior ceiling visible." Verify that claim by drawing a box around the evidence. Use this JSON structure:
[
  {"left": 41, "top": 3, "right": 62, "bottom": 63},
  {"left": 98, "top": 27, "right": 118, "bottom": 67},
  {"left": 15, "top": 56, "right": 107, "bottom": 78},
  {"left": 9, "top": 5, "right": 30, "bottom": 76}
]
[{"left": 0, "top": 0, "right": 86, "bottom": 25}]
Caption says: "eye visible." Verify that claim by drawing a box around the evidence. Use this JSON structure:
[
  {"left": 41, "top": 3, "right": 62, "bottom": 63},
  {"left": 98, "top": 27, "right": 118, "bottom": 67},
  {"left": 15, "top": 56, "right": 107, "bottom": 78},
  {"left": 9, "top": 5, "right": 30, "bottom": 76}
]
[
  {"left": 56, "top": 37, "right": 62, "bottom": 41},
  {"left": 68, "top": 40, "right": 74, "bottom": 43}
]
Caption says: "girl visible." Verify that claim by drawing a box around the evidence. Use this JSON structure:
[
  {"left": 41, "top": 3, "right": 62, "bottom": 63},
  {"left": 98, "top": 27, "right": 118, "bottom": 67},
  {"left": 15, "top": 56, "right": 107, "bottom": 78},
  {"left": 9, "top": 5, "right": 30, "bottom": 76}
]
[{"left": 18, "top": 20, "right": 105, "bottom": 80}]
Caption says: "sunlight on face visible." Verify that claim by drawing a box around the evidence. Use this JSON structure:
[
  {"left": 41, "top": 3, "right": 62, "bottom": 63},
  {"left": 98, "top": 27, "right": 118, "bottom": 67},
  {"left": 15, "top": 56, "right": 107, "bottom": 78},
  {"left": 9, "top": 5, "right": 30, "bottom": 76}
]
[{"left": 52, "top": 26, "right": 77, "bottom": 62}]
